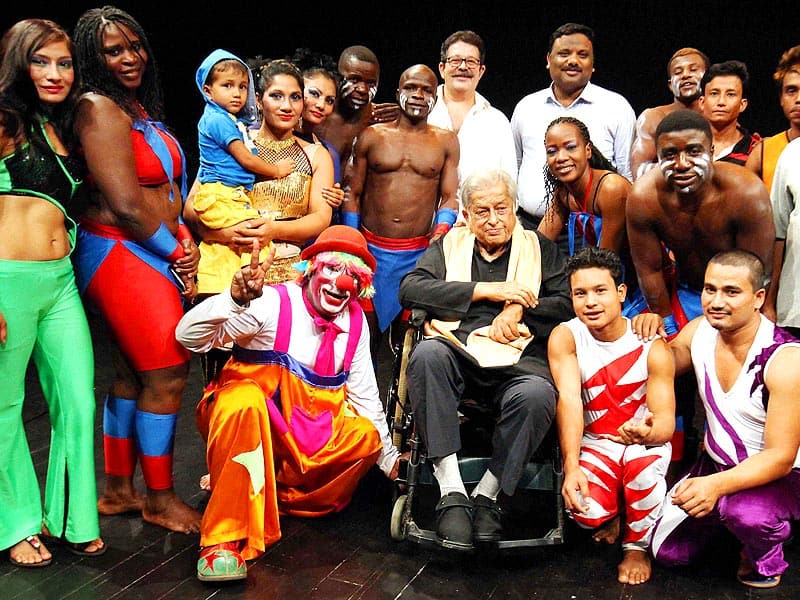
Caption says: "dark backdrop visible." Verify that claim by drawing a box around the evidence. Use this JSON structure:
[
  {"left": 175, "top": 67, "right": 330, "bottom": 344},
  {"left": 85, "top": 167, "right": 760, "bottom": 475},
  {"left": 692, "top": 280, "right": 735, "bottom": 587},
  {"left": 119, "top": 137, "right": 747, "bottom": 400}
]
[{"left": 3, "top": 0, "right": 797, "bottom": 175}]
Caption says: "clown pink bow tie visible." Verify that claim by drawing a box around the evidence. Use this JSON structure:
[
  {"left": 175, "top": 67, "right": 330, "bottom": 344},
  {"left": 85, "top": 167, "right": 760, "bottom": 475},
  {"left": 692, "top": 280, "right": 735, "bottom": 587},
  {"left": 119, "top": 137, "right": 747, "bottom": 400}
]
[{"left": 302, "top": 291, "right": 344, "bottom": 375}]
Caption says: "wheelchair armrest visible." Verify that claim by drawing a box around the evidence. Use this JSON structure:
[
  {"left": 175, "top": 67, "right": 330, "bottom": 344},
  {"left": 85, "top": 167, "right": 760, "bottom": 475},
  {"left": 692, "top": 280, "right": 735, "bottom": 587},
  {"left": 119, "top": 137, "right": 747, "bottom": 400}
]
[{"left": 409, "top": 308, "right": 427, "bottom": 329}]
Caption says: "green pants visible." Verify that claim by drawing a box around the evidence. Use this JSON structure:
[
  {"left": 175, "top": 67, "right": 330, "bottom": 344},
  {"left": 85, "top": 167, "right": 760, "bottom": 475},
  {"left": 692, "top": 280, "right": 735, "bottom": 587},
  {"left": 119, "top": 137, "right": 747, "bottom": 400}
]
[{"left": 0, "top": 256, "right": 99, "bottom": 549}]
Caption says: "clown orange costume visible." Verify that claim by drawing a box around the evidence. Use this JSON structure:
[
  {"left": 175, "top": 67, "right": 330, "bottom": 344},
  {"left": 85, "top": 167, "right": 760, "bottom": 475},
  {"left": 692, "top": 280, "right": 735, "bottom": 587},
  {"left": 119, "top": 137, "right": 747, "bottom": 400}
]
[{"left": 176, "top": 226, "right": 399, "bottom": 582}]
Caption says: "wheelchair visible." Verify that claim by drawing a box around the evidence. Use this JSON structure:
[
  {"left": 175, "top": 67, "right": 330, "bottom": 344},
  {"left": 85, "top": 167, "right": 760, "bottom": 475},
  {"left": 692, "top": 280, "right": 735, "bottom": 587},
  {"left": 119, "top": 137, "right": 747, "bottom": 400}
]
[{"left": 386, "top": 309, "right": 566, "bottom": 550}]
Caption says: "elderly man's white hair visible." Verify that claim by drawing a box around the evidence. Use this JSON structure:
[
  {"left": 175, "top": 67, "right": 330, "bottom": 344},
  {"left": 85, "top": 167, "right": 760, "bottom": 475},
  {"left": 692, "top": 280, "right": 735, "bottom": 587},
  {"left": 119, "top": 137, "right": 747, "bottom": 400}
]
[{"left": 460, "top": 168, "right": 518, "bottom": 211}]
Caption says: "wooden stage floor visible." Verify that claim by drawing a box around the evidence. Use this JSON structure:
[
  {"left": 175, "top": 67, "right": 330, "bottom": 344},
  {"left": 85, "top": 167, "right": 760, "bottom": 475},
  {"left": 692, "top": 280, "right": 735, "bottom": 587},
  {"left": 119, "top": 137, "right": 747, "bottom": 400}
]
[{"left": 3, "top": 318, "right": 798, "bottom": 599}]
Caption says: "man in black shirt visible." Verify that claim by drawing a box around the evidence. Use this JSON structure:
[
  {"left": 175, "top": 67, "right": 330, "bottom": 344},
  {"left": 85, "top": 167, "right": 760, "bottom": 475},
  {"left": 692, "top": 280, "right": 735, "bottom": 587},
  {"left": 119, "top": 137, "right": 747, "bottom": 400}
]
[{"left": 399, "top": 168, "right": 573, "bottom": 550}]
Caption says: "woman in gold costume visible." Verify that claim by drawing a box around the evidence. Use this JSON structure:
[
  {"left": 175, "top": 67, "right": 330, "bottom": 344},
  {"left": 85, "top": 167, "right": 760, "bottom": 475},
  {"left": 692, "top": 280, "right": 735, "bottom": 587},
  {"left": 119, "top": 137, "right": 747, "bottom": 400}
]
[{"left": 185, "top": 59, "right": 337, "bottom": 381}]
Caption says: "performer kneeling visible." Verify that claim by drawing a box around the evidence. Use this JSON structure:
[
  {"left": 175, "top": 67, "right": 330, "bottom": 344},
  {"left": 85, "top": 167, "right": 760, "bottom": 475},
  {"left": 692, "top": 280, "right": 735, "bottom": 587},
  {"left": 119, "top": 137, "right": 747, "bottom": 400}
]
[{"left": 176, "top": 226, "right": 400, "bottom": 582}]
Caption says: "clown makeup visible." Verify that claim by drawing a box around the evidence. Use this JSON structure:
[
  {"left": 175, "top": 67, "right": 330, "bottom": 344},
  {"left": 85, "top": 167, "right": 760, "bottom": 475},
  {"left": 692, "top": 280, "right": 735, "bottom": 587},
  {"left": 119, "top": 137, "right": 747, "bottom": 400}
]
[
  {"left": 307, "top": 262, "right": 353, "bottom": 318},
  {"left": 300, "top": 251, "right": 375, "bottom": 318}
]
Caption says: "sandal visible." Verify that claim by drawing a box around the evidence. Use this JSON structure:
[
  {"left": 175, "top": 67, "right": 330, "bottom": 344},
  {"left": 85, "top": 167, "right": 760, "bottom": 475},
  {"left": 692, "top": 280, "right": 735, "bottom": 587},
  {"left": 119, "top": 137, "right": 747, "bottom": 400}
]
[
  {"left": 9, "top": 535, "right": 52, "bottom": 568},
  {"left": 40, "top": 525, "right": 107, "bottom": 557},
  {"left": 737, "top": 571, "right": 781, "bottom": 589},
  {"left": 66, "top": 539, "right": 107, "bottom": 557}
]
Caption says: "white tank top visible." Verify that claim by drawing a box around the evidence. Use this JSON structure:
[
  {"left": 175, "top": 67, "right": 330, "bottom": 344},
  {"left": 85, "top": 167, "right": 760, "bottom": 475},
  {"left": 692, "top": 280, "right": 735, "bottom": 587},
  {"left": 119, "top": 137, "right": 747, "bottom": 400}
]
[
  {"left": 564, "top": 317, "right": 654, "bottom": 438},
  {"left": 690, "top": 314, "right": 800, "bottom": 468}
]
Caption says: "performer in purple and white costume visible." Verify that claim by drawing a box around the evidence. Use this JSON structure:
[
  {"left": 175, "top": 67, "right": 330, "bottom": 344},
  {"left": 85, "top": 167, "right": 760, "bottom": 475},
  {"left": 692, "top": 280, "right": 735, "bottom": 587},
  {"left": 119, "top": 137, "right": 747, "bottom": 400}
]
[{"left": 647, "top": 249, "right": 800, "bottom": 590}]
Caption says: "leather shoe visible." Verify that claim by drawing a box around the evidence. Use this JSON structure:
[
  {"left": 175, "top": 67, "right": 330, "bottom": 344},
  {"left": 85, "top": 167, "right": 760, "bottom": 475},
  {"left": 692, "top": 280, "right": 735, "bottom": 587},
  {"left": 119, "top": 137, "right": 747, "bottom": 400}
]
[
  {"left": 435, "top": 492, "right": 474, "bottom": 551},
  {"left": 472, "top": 494, "right": 503, "bottom": 542}
]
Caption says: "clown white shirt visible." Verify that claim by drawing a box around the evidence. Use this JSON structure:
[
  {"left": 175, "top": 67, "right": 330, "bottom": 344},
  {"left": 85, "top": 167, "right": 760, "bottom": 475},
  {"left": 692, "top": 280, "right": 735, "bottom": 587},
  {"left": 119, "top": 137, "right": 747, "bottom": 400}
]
[{"left": 175, "top": 283, "right": 399, "bottom": 474}]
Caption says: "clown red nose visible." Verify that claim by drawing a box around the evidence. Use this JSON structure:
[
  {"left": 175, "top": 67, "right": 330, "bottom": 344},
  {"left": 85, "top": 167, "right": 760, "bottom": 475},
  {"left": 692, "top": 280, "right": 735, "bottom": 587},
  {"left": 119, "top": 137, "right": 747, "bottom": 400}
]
[{"left": 335, "top": 273, "right": 357, "bottom": 293}]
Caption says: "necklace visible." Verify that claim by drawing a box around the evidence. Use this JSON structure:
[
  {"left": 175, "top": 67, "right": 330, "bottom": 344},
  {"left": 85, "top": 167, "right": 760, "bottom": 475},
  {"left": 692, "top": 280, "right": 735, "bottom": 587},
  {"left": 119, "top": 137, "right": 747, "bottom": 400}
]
[{"left": 254, "top": 136, "right": 295, "bottom": 151}]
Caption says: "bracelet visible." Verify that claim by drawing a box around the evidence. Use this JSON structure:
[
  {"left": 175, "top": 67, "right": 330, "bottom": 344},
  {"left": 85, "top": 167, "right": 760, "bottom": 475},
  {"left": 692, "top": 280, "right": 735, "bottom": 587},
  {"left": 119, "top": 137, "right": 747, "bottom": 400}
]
[
  {"left": 434, "top": 208, "right": 457, "bottom": 227},
  {"left": 663, "top": 314, "right": 678, "bottom": 336},
  {"left": 142, "top": 222, "right": 183, "bottom": 262}
]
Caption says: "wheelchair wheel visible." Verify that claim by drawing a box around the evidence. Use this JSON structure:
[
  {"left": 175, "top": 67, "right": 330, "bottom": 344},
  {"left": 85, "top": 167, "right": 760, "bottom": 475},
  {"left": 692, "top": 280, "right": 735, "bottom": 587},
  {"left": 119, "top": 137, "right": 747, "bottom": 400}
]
[{"left": 390, "top": 494, "right": 409, "bottom": 541}]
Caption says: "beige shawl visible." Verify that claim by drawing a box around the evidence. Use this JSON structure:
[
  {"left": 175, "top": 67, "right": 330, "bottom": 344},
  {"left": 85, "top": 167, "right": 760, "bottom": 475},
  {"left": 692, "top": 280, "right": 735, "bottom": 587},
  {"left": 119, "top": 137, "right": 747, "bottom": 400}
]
[{"left": 426, "top": 224, "right": 542, "bottom": 367}]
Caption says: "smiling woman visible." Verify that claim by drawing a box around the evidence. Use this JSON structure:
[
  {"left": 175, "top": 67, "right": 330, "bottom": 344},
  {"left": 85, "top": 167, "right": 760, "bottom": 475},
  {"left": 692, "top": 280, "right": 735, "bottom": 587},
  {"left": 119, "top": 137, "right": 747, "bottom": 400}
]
[
  {"left": 0, "top": 17, "right": 104, "bottom": 567},
  {"left": 70, "top": 5, "right": 202, "bottom": 536}
]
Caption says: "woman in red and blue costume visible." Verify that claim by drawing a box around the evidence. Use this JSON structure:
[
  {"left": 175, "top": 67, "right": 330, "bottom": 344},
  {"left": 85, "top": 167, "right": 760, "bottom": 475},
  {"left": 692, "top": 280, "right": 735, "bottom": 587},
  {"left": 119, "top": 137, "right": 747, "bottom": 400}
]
[{"left": 72, "top": 6, "right": 201, "bottom": 534}]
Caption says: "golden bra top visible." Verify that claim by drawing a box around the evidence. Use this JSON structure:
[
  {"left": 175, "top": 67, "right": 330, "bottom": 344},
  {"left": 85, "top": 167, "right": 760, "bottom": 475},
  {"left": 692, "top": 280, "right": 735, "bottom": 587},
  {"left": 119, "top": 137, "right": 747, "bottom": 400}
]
[{"left": 250, "top": 136, "right": 314, "bottom": 220}]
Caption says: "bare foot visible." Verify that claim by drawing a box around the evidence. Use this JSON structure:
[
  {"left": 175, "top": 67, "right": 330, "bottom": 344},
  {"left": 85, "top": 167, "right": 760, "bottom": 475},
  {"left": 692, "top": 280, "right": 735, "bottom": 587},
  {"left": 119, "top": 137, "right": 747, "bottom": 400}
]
[
  {"left": 9, "top": 535, "right": 52, "bottom": 566},
  {"left": 142, "top": 490, "right": 201, "bottom": 534},
  {"left": 592, "top": 516, "right": 620, "bottom": 544},
  {"left": 737, "top": 550, "right": 752, "bottom": 579},
  {"left": 97, "top": 476, "right": 144, "bottom": 515},
  {"left": 199, "top": 474, "right": 211, "bottom": 491},
  {"left": 618, "top": 549, "right": 651, "bottom": 585}
]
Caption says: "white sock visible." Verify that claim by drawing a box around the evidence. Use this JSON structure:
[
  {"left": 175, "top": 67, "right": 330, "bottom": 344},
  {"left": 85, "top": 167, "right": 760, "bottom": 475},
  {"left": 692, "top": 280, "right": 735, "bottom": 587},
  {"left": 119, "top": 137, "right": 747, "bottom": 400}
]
[
  {"left": 432, "top": 453, "right": 467, "bottom": 498},
  {"left": 471, "top": 469, "right": 500, "bottom": 501}
]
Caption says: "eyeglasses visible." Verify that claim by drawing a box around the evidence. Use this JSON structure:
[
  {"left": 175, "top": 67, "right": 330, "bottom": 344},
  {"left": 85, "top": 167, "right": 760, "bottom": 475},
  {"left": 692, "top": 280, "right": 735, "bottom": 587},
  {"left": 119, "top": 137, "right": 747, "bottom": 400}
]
[{"left": 445, "top": 56, "right": 481, "bottom": 69}]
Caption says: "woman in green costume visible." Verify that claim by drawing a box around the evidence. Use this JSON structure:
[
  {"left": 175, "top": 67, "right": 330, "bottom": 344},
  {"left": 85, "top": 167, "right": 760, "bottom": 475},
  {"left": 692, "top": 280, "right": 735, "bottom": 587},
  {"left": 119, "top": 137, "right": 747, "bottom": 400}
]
[{"left": 0, "top": 18, "right": 104, "bottom": 566}]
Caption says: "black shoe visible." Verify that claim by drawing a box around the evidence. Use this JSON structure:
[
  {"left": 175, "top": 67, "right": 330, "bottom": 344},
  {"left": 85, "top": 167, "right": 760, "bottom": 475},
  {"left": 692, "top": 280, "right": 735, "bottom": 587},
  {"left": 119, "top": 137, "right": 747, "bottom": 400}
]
[
  {"left": 472, "top": 494, "right": 503, "bottom": 542},
  {"left": 435, "top": 492, "right": 474, "bottom": 551}
]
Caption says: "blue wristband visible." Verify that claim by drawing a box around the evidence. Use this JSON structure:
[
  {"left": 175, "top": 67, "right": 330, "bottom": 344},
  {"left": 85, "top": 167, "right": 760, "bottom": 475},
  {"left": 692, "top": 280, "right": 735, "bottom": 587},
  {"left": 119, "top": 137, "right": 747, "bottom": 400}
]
[
  {"left": 342, "top": 212, "right": 360, "bottom": 229},
  {"left": 142, "top": 222, "right": 181, "bottom": 260},
  {"left": 663, "top": 314, "right": 678, "bottom": 336},
  {"left": 434, "top": 208, "right": 458, "bottom": 227}
]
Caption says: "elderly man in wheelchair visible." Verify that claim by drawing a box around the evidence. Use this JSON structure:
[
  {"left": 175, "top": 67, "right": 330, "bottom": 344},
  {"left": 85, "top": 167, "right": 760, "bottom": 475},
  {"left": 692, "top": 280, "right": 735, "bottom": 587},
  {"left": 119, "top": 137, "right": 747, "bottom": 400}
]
[{"left": 397, "top": 168, "right": 573, "bottom": 551}]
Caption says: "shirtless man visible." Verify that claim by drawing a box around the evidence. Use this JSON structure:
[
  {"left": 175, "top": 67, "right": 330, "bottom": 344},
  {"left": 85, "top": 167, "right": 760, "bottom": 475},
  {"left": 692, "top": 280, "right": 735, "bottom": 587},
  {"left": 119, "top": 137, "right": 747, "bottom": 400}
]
[
  {"left": 315, "top": 45, "right": 399, "bottom": 173},
  {"left": 627, "top": 108, "right": 774, "bottom": 337},
  {"left": 630, "top": 48, "right": 709, "bottom": 180},
  {"left": 344, "top": 64, "right": 459, "bottom": 348}
]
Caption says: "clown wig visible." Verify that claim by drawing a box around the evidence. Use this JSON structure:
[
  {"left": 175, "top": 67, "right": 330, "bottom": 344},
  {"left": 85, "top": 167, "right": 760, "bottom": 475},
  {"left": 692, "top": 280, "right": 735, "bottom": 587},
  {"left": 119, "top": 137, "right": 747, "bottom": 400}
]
[{"left": 294, "top": 251, "right": 375, "bottom": 299}]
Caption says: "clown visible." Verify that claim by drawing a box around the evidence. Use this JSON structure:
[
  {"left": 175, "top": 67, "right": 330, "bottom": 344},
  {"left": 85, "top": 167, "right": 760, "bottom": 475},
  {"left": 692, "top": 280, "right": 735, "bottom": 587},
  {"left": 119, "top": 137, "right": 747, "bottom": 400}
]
[{"left": 176, "top": 225, "right": 400, "bottom": 583}]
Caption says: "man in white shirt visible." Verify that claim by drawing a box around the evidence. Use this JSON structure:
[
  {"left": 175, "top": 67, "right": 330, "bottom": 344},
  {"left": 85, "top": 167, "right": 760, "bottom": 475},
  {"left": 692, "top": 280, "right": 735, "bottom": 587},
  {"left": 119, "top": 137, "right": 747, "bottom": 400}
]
[
  {"left": 511, "top": 23, "right": 636, "bottom": 229},
  {"left": 766, "top": 137, "right": 800, "bottom": 337},
  {"left": 427, "top": 30, "right": 517, "bottom": 212}
]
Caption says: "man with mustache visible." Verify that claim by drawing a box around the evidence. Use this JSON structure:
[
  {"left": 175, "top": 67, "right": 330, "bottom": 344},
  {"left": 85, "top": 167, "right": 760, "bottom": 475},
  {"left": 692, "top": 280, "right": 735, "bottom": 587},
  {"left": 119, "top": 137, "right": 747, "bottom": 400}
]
[
  {"left": 511, "top": 22, "right": 636, "bottom": 230},
  {"left": 631, "top": 48, "right": 710, "bottom": 180},
  {"left": 649, "top": 250, "right": 800, "bottom": 590},
  {"left": 175, "top": 226, "right": 401, "bottom": 582},
  {"left": 427, "top": 30, "right": 517, "bottom": 213},
  {"left": 344, "top": 64, "right": 460, "bottom": 356}
]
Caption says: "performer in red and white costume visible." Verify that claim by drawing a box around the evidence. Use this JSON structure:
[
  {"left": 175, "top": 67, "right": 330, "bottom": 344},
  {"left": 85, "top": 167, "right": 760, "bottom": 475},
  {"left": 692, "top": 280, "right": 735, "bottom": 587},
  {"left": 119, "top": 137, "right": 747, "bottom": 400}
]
[{"left": 549, "top": 247, "right": 675, "bottom": 585}]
